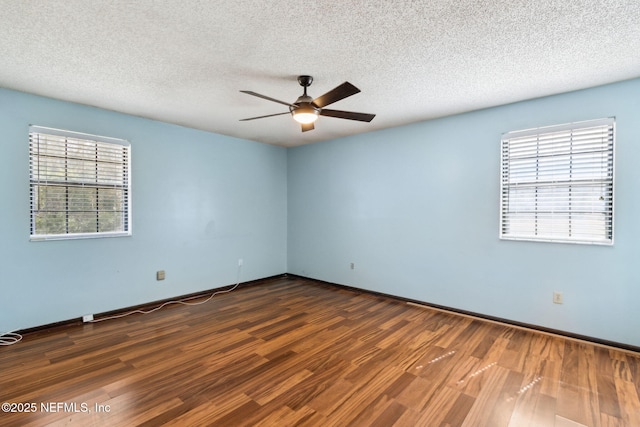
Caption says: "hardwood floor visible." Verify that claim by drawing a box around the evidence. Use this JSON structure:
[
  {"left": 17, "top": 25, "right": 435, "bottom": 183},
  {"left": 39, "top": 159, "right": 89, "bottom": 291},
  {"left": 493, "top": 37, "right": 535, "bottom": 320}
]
[{"left": 1, "top": 276, "right": 639, "bottom": 426}]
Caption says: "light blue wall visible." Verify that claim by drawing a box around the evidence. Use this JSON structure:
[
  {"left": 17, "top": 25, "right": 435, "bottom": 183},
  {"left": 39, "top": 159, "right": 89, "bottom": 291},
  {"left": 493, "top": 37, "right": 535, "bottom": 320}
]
[
  {"left": 4, "top": 79, "right": 640, "bottom": 347},
  {"left": 288, "top": 78, "right": 640, "bottom": 347},
  {"left": 0, "top": 88, "right": 287, "bottom": 333}
]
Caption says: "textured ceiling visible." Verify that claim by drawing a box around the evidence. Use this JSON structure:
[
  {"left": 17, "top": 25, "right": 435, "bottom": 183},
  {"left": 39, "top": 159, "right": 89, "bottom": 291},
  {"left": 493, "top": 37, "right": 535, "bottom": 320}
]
[{"left": 1, "top": 1, "right": 639, "bottom": 147}]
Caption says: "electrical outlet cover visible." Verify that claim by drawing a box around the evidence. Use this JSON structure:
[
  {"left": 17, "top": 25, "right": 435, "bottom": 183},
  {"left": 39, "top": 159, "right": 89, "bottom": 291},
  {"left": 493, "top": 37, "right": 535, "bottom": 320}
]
[{"left": 553, "top": 292, "right": 563, "bottom": 304}]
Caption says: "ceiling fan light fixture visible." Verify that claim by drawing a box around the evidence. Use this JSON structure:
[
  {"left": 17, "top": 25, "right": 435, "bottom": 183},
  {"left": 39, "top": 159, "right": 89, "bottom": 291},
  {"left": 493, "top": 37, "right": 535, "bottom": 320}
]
[{"left": 292, "top": 106, "right": 319, "bottom": 124}]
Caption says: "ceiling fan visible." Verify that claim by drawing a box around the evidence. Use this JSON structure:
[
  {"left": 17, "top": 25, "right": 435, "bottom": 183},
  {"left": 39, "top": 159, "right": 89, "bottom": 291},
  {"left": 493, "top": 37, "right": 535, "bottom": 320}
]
[{"left": 239, "top": 75, "right": 375, "bottom": 132}]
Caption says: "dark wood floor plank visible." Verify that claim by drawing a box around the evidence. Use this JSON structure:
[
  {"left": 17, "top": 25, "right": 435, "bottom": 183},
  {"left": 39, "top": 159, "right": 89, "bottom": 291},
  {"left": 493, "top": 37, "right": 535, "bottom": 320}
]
[
  {"left": 443, "top": 392, "right": 476, "bottom": 427},
  {"left": 459, "top": 365, "right": 511, "bottom": 426},
  {"left": 599, "top": 372, "right": 623, "bottom": 418},
  {"left": 370, "top": 400, "right": 407, "bottom": 427},
  {"left": 485, "top": 369, "right": 525, "bottom": 426},
  {"left": 412, "top": 383, "right": 465, "bottom": 426},
  {"left": 615, "top": 376, "right": 640, "bottom": 426},
  {"left": 305, "top": 378, "right": 355, "bottom": 416},
  {"left": 1, "top": 277, "right": 639, "bottom": 426}
]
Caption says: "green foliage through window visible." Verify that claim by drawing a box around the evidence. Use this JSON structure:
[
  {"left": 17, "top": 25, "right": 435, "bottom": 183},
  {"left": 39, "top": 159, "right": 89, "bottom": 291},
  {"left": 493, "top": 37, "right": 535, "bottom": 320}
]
[{"left": 29, "top": 126, "right": 131, "bottom": 240}]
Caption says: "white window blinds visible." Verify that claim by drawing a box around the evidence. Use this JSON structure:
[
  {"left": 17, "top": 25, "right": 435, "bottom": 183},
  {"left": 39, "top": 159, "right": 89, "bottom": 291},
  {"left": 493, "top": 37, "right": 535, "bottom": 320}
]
[
  {"left": 29, "top": 126, "right": 131, "bottom": 240},
  {"left": 500, "top": 118, "right": 614, "bottom": 245}
]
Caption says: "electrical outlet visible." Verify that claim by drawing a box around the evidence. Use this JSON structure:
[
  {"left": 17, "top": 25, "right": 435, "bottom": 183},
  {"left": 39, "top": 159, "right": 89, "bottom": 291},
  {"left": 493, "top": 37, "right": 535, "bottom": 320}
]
[
  {"left": 82, "top": 314, "right": 94, "bottom": 323},
  {"left": 156, "top": 270, "right": 165, "bottom": 281},
  {"left": 553, "top": 291, "right": 563, "bottom": 304},
  {"left": 238, "top": 258, "right": 243, "bottom": 266}
]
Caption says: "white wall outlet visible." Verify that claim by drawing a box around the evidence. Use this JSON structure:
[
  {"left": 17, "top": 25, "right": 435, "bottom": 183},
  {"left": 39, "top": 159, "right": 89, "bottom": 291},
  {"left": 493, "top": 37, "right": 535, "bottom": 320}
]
[
  {"left": 238, "top": 258, "right": 243, "bottom": 266},
  {"left": 82, "top": 314, "right": 94, "bottom": 322},
  {"left": 553, "top": 291, "right": 563, "bottom": 304},
  {"left": 156, "top": 270, "right": 166, "bottom": 281}
]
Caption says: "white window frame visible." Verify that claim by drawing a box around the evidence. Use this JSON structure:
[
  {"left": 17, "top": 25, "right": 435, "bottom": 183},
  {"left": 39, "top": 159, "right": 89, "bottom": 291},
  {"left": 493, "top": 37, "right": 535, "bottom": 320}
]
[
  {"left": 29, "top": 126, "right": 132, "bottom": 241},
  {"left": 500, "top": 118, "right": 614, "bottom": 245}
]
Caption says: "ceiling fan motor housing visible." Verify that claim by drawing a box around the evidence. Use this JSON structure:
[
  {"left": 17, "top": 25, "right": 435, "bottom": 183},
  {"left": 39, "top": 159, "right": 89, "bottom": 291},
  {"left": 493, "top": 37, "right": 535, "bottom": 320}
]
[{"left": 292, "top": 76, "right": 319, "bottom": 121}]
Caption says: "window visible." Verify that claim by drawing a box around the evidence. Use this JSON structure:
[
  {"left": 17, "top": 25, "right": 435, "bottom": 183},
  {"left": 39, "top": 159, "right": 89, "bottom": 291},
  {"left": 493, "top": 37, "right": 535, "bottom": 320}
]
[
  {"left": 29, "top": 126, "right": 131, "bottom": 240},
  {"left": 500, "top": 118, "right": 614, "bottom": 245}
]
